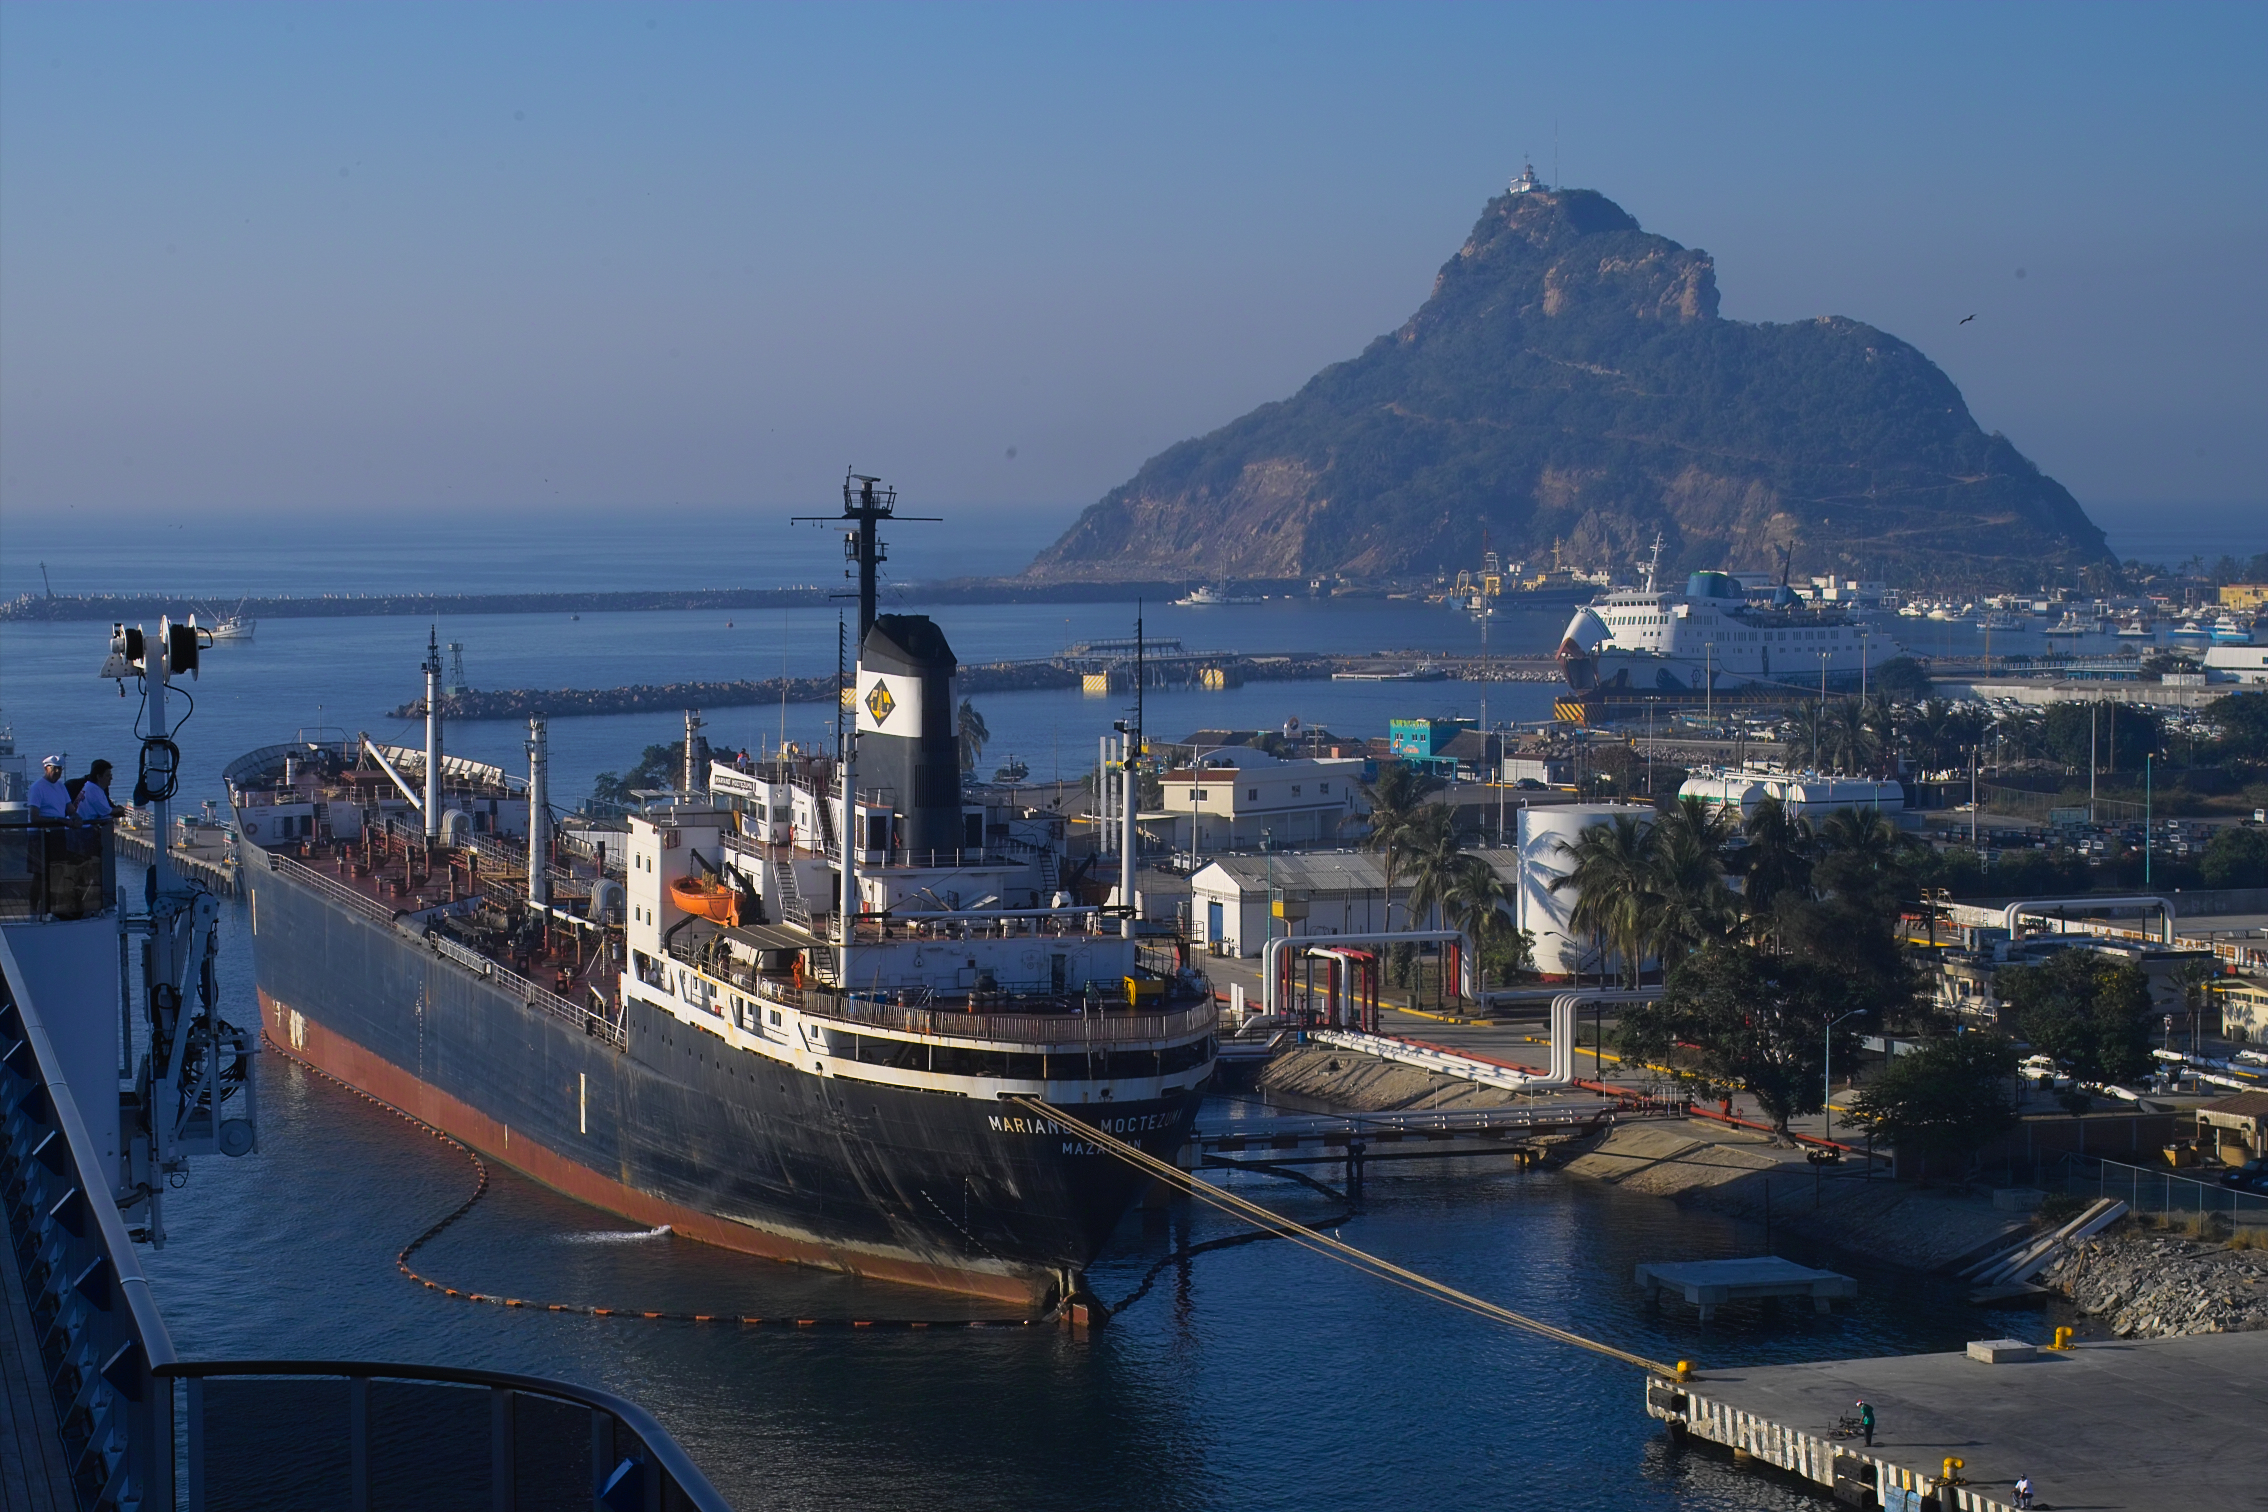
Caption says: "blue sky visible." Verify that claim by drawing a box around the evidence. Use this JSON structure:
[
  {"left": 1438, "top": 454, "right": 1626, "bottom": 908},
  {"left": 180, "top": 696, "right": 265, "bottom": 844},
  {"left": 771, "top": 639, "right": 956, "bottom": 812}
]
[{"left": 1, "top": 2, "right": 2261, "bottom": 548}]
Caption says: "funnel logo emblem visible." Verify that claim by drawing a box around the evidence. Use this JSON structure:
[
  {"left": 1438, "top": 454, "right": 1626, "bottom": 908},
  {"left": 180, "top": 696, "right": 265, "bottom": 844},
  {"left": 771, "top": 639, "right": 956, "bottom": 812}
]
[{"left": 864, "top": 680, "right": 896, "bottom": 726}]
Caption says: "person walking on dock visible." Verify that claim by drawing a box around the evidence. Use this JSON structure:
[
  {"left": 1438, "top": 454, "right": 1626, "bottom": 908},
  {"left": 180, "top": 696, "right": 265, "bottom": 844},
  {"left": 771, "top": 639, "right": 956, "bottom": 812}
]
[{"left": 1856, "top": 1400, "right": 1874, "bottom": 1447}]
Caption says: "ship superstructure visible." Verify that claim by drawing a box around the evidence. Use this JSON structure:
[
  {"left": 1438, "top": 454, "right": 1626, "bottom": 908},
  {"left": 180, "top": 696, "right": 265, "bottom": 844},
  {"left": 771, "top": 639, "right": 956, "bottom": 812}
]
[
  {"left": 1555, "top": 541, "right": 1889, "bottom": 696},
  {"left": 230, "top": 474, "right": 1213, "bottom": 1309}
]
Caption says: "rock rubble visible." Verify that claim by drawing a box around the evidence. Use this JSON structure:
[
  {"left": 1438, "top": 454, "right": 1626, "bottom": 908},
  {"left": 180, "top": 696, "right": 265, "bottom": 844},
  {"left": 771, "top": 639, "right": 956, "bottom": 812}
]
[{"left": 2043, "top": 1225, "right": 2268, "bottom": 1338}]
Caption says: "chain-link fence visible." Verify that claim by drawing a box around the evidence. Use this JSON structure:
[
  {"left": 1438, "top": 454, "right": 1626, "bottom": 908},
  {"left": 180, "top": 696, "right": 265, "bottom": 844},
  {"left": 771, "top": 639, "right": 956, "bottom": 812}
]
[{"left": 2061, "top": 1154, "right": 2268, "bottom": 1226}]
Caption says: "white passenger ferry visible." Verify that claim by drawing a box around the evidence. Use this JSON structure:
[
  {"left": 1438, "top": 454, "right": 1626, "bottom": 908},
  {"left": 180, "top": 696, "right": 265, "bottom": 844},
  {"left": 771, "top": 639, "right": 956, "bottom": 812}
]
[{"left": 1555, "top": 542, "right": 1890, "bottom": 696}]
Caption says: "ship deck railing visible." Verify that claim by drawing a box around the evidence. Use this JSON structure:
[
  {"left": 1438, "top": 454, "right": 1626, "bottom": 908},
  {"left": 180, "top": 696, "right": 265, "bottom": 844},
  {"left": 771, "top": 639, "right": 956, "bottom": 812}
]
[
  {"left": 771, "top": 981, "right": 1217, "bottom": 1048},
  {"left": 265, "top": 852, "right": 629, "bottom": 1049},
  {"left": 0, "top": 817, "right": 116, "bottom": 922}
]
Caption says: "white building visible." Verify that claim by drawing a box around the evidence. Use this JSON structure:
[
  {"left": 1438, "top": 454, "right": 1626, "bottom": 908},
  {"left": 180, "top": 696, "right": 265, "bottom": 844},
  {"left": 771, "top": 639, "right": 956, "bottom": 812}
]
[
  {"left": 2203, "top": 644, "right": 2268, "bottom": 685},
  {"left": 1154, "top": 754, "right": 1368, "bottom": 858},
  {"left": 1189, "top": 850, "right": 1511, "bottom": 959}
]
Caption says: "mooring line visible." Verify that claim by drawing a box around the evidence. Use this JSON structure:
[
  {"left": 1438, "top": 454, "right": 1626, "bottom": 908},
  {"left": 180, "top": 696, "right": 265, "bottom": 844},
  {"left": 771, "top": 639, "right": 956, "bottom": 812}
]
[
  {"left": 1017, "top": 1096, "right": 1689, "bottom": 1377},
  {"left": 269, "top": 1040, "right": 1039, "bottom": 1329},
  {"left": 1110, "top": 1162, "right": 1357, "bottom": 1315}
]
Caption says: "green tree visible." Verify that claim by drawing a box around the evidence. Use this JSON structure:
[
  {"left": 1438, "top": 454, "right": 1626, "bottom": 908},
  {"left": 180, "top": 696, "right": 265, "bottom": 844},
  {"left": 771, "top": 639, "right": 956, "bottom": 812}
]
[
  {"left": 1440, "top": 852, "right": 1531, "bottom": 988},
  {"left": 588, "top": 742, "right": 682, "bottom": 808},
  {"left": 1552, "top": 812, "right": 1656, "bottom": 988},
  {"left": 1646, "top": 796, "right": 1739, "bottom": 966},
  {"left": 957, "top": 699, "right": 990, "bottom": 776},
  {"left": 2202, "top": 691, "right": 2268, "bottom": 764},
  {"left": 2044, "top": 701, "right": 2160, "bottom": 774},
  {"left": 1397, "top": 804, "right": 1466, "bottom": 930},
  {"left": 1873, "top": 656, "right": 1933, "bottom": 702},
  {"left": 1846, "top": 1034, "right": 2020, "bottom": 1177},
  {"left": 1994, "top": 950, "right": 2154, "bottom": 1084},
  {"left": 1620, "top": 941, "right": 1861, "bottom": 1134},
  {"left": 1739, "top": 796, "right": 1813, "bottom": 919},
  {"left": 1354, "top": 763, "right": 1445, "bottom": 929},
  {"left": 2201, "top": 826, "right": 2268, "bottom": 889}
]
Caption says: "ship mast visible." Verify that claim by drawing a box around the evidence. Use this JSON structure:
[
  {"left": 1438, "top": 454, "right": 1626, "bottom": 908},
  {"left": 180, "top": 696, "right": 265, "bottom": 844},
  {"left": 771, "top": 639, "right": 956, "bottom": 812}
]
[
  {"left": 794, "top": 472, "right": 939, "bottom": 978},
  {"left": 423, "top": 626, "right": 443, "bottom": 840}
]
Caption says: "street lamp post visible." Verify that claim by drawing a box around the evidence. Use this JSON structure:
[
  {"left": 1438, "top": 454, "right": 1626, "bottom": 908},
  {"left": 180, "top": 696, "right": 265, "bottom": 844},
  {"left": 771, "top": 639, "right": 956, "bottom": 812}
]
[
  {"left": 2145, "top": 755, "right": 2154, "bottom": 887},
  {"left": 1825, "top": 1009, "right": 1865, "bottom": 1138}
]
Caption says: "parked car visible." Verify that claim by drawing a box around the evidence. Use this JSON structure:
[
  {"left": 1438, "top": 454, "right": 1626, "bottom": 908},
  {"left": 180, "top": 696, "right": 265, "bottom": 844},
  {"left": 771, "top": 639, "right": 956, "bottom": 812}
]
[{"left": 2219, "top": 1159, "right": 2268, "bottom": 1193}]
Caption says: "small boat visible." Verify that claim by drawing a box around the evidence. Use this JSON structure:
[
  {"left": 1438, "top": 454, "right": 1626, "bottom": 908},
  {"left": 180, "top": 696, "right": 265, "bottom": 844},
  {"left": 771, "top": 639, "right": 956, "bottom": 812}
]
[
  {"left": 2210, "top": 615, "right": 2257, "bottom": 645},
  {"left": 2169, "top": 619, "right": 2212, "bottom": 644},
  {"left": 1974, "top": 611, "right": 2024, "bottom": 632},
  {"left": 205, "top": 602, "right": 256, "bottom": 641},
  {"left": 667, "top": 874, "right": 738, "bottom": 923},
  {"left": 2115, "top": 617, "right": 2154, "bottom": 639},
  {"left": 992, "top": 757, "right": 1030, "bottom": 784},
  {"left": 1175, "top": 583, "right": 1261, "bottom": 606}
]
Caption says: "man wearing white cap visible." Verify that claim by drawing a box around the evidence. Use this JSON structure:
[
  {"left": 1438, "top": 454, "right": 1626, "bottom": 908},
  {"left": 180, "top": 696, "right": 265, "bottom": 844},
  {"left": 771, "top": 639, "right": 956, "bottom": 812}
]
[{"left": 28, "top": 755, "right": 71, "bottom": 819}]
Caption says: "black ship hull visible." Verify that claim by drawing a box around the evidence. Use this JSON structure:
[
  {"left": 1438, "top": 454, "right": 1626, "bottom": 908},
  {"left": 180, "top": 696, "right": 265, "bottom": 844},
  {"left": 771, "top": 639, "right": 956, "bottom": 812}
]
[{"left": 242, "top": 846, "right": 1200, "bottom": 1309}]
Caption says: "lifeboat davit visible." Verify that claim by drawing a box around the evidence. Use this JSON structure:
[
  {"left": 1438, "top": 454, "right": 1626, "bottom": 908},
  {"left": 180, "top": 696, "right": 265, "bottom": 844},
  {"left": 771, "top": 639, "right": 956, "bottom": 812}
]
[{"left": 668, "top": 875, "right": 738, "bottom": 923}]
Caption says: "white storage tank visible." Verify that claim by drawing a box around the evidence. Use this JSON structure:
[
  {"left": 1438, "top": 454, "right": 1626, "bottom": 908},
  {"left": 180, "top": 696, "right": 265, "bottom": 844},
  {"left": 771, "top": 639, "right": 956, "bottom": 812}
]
[{"left": 1516, "top": 802, "right": 1655, "bottom": 979}]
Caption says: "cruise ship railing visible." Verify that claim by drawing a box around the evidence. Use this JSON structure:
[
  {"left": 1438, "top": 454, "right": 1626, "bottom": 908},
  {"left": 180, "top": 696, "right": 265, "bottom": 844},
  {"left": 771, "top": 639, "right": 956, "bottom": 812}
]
[
  {"left": 0, "top": 817, "right": 117, "bottom": 922},
  {"left": 4, "top": 930, "right": 721, "bottom": 1510},
  {"left": 3, "top": 927, "right": 179, "bottom": 1509},
  {"left": 156, "top": 1359, "right": 732, "bottom": 1512}
]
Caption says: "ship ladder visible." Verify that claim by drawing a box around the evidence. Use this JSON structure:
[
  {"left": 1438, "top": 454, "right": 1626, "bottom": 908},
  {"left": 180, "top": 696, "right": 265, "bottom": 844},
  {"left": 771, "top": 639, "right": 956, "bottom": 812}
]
[{"left": 769, "top": 855, "right": 809, "bottom": 930}]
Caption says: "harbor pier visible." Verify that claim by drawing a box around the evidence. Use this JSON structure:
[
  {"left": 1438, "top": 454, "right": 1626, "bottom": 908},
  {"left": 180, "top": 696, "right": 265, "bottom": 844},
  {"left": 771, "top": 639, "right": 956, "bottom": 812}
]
[{"left": 1647, "top": 1330, "right": 2268, "bottom": 1511}]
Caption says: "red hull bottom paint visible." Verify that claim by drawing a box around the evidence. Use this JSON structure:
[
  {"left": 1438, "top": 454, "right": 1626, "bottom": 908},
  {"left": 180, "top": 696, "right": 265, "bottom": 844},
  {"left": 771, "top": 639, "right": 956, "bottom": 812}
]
[{"left": 260, "top": 990, "right": 1056, "bottom": 1313}]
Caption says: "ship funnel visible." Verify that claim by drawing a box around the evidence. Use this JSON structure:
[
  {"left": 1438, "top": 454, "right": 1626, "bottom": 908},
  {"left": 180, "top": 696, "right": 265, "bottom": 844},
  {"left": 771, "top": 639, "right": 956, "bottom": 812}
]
[{"left": 855, "top": 614, "right": 961, "bottom": 862}]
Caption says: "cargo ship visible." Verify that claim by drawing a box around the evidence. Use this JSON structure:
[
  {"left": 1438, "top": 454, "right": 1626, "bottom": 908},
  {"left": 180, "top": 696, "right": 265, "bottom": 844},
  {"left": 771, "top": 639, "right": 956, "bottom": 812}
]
[{"left": 232, "top": 475, "right": 1215, "bottom": 1311}]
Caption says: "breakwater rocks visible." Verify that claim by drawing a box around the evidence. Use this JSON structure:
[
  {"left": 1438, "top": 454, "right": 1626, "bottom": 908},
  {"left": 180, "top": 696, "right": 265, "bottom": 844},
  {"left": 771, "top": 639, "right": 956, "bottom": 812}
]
[
  {"left": 393, "top": 653, "right": 1345, "bottom": 722},
  {"left": 2043, "top": 1225, "right": 2268, "bottom": 1338},
  {"left": 0, "top": 579, "right": 1204, "bottom": 624}
]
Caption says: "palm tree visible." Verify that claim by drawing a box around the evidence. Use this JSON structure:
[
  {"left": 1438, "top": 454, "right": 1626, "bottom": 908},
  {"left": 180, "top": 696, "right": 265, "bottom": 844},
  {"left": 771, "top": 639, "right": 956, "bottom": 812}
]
[
  {"left": 1398, "top": 805, "right": 1466, "bottom": 932},
  {"left": 1740, "top": 796, "right": 1813, "bottom": 920},
  {"left": 1552, "top": 814, "right": 1656, "bottom": 989},
  {"left": 1646, "top": 797, "right": 1739, "bottom": 966},
  {"left": 957, "top": 699, "right": 989, "bottom": 776},
  {"left": 1790, "top": 700, "right": 1833, "bottom": 771},
  {"left": 1442, "top": 852, "right": 1523, "bottom": 990},
  {"left": 1353, "top": 763, "right": 1443, "bottom": 928},
  {"left": 1812, "top": 805, "right": 1913, "bottom": 917}
]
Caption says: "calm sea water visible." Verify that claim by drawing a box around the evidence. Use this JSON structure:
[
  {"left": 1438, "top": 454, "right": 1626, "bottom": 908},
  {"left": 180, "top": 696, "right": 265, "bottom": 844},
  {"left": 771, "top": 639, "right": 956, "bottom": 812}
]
[
  {"left": 0, "top": 535, "right": 2072, "bottom": 1510},
  {"left": 129, "top": 905, "right": 2051, "bottom": 1512}
]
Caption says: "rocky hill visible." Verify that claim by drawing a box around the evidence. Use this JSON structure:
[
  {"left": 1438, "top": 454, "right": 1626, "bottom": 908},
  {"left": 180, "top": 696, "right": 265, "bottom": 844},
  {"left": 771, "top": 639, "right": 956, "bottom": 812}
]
[{"left": 1029, "top": 184, "right": 2108, "bottom": 587}]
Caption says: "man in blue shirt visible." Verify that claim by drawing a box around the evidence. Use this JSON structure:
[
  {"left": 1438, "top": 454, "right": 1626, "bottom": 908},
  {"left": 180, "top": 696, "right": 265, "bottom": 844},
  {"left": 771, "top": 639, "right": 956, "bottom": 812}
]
[{"left": 28, "top": 755, "right": 70, "bottom": 819}]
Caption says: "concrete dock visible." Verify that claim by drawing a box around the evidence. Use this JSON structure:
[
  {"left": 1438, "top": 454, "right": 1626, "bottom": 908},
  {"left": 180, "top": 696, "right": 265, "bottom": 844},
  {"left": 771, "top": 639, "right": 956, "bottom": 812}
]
[
  {"left": 1648, "top": 1329, "right": 2268, "bottom": 1511},
  {"left": 1635, "top": 1256, "right": 1856, "bottom": 1320}
]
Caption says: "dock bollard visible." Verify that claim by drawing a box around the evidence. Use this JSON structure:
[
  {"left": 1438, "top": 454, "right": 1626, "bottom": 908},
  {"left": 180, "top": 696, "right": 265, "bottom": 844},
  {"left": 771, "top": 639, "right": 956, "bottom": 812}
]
[
  {"left": 2050, "top": 1326, "right": 2074, "bottom": 1351},
  {"left": 1675, "top": 1360, "right": 1693, "bottom": 1381}
]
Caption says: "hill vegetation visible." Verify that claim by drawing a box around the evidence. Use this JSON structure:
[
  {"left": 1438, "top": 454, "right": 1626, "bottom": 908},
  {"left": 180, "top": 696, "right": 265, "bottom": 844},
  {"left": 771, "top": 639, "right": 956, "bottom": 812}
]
[{"left": 1031, "top": 185, "right": 2109, "bottom": 587}]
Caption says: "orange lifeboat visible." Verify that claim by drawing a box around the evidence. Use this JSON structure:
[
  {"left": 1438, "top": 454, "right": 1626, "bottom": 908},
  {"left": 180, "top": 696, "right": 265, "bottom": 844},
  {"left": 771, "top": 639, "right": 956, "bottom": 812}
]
[{"left": 668, "top": 875, "right": 738, "bottom": 924}]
